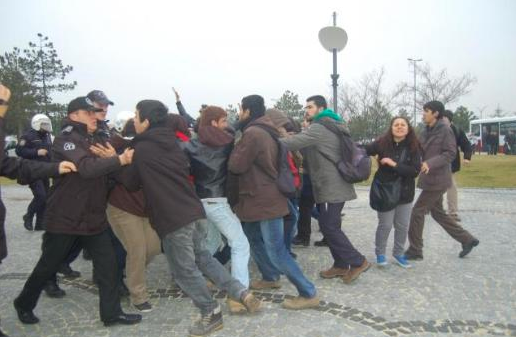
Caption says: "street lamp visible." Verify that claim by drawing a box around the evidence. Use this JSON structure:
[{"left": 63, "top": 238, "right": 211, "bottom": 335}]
[
  {"left": 319, "top": 12, "right": 347, "bottom": 114},
  {"left": 407, "top": 58, "right": 422, "bottom": 125}
]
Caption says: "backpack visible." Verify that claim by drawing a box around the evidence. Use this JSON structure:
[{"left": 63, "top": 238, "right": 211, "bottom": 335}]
[
  {"left": 253, "top": 125, "right": 297, "bottom": 199},
  {"left": 314, "top": 119, "right": 371, "bottom": 184}
]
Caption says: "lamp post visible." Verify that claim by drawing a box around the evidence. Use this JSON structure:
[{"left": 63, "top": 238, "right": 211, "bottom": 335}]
[
  {"left": 407, "top": 58, "right": 422, "bottom": 125},
  {"left": 319, "top": 12, "right": 347, "bottom": 114}
]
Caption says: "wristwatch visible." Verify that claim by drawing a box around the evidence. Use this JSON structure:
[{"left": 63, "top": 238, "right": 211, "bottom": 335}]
[{"left": 0, "top": 99, "right": 8, "bottom": 106}]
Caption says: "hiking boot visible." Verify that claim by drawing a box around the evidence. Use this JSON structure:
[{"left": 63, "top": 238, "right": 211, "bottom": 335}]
[
  {"left": 319, "top": 266, "right": 349, "bottom": 279},
  {"left": 227, "top": 298, "right": 247, "bottom": 314},
  {"left": 250, "top": 279, "right": 281, "bottom": 290},
  {"left": 459, "top": 238, "right": 479, "bottom": 258},
  {"left": 404, "top": 250, "right": 423, "bottom": 261},
  {"left": 58, "top": 264, "right": 81, "bottom": 279},
  {"left": 133, "top": 301, "right": 153, "bottom": 313},
  {"left": 282, "top": 296, "right": 320, "bottom": 310},
  {"left": 240, "top": 291, "right": 261, "bottom": 313},
  {"left": 376, "top": 255, "right": 388, "bottom": 266},
  {"left": 342, "top": 259, "right": 371, "bottom": 284},
  {"left": 189, "top": 305, "right": 223, "bottom": 337},
  {"left": 393, "top": 255, "right": 412, "bottom": 269},
  {"left": 292, "top": 236, "right": 309, "bottom": 247},
  {"left": 44, "top": 281, "right": 66, "bottom": 298},
  {"left": 23, "top": 214, "right": 33, "bottom": 231},
  {"left": 314, "top": 238, "right": 328, "bottom": 247}
]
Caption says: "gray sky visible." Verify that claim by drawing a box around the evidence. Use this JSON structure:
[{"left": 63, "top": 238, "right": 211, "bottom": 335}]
[{"left": 2, "top": 0, "right": 515, "bottom": 120}]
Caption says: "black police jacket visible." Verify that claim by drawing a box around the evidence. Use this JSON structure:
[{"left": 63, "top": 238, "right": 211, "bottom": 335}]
[
  {"left": 43, "top": 119, "right": 121, "bottom": 236},
  {"left": 15, "top": 128, "right": 52, "bottom": 162}
]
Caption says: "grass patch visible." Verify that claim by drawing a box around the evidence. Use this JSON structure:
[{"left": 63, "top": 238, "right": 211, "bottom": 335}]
[{"left": 360, "top": 154, "right": 516, "bottom": 189}]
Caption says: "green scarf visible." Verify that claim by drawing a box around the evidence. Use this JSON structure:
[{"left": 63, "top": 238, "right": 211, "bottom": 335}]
[{"left": 313, "top": 109, "right": 342, "bottom": 122}]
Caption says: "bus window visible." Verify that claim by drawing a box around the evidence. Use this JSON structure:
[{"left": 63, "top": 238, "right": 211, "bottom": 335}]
[{"left": 471, "top": 123, "right": 480, "bottom": 137}]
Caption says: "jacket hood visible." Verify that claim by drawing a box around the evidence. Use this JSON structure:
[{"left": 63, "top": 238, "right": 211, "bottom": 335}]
[
  {"left": 313, "top": 109, "right": 342, "bottom": 122},
  {"left": 132, "top": 126, "right": 178, "bottom": 150},
  {"left": 197, "top": 126, "right": 234, "bottom": 147},
  {"left": 246, "top": 116, "right": 280, "bottom": 137},
  {"left": 265, "top": 108, "right": 289, "bottom": 128}
]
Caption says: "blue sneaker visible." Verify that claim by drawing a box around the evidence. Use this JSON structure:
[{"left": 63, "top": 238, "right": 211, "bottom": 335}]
[
  {"left": 376, "top": 254, "right": 388, "bottom": 266},
  {"left": 393, "top": 255, "right": 412, "bottom": 269}
]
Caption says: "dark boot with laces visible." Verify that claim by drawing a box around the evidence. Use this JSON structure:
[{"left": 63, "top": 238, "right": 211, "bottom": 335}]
[{"left": 188, "top": 305, "right": 223, "bottom": 337}]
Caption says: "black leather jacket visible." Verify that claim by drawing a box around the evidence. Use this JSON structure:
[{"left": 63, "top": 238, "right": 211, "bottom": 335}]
[{"left": 181, "top": 134, "right": 234, "bottom": 199}]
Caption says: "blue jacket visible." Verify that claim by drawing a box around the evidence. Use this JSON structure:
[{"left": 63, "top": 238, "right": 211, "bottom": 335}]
[{"left": 15, "top": 128, "right": 52, "bottom": 162}]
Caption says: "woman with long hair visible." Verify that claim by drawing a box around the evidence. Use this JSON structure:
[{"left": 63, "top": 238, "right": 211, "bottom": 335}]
[{"left": 365, "top": 116, "right": 422, "bottom": 268}]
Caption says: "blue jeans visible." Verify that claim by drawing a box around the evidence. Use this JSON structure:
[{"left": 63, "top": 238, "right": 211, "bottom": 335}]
[
  {"left": 242, "top": 218, "right": 316, "bottom": 298},
  {"left": 202, "top": 198, "right": 250, "bottom": 288}
]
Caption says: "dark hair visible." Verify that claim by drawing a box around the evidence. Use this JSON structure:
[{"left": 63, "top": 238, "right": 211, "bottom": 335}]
[
  {"left": 377, "top": 116, "right": 421, "bottom": 154},
  {"left": 442, "top": 109, "right": 454, "bottom": 122},
  {"left": 241, "top": 95, "right": 265, "bottom": 118},
  {"left": 285, "top": 117, "right": 302, "bottom": 134},
  {"left": 122, "top": 119, "right": 136, "bottom": 138},
  {"left": 136, "top": 100, "right": 168, "bottom": 128},
  {"left": 200, "top": 106, "right": 227, "bottom": 127},
  {"left": 306, "top": 95, "right": 327, "bottom": 109},
  {"left": 166, "top": 114, "right": 191, "bottom": 137},
  {"left": 423, "top": 100, "right": 445, "bottom": 119}
]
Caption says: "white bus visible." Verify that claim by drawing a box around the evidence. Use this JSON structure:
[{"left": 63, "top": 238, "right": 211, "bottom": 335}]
[{"left": 470, "top": 116, "right": 516, "bottom": 154}]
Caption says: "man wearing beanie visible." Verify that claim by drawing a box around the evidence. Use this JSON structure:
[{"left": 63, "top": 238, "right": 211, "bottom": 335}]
[
  {"left": 13, "top": 96, "right": 140, "bottom": 327},
  {"left": 405, "top": 101, "right": 479, "bottom": 260},
  {"left": 281, "top": 95, "right": 370, "bottom": 284},
  {"left": 229, "top": 95, "right": 318, "bottom": 310}
]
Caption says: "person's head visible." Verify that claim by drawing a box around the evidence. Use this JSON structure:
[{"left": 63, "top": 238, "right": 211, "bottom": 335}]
[
  {"left": 166, "top": 114, "right": 191, "bottom": 137},
  {"left": 305, "top": 95, "right": 327, "bottom": 119},
  {"left": 31, "top": 114, "right": 53, "bottom": 133},
  {"left": 87, "top": 90, "right": 114, "bottom": 122},
  {"left": 442, "top": 109, "right": 454, "bottom": 125},
  {"left": 200, "top": 106, "right": 228, "bottom": 130},
  {"left": 422, "top": 100, "right": 445, "bottom": 126},
  {"left": 122, "top": 119, "right": 136, "bottom": 138},
  {"left": 134, "top": 100, "right": 168, "bottom": 134},
  {"left": 378, "top": 116, "right": 420, "bottom": 153},
  {"left": 239, "top": 95, "right": 265, "bottom": 122},
  {"left": 67, "top": 96, "right": 102, "bottom": 134}
]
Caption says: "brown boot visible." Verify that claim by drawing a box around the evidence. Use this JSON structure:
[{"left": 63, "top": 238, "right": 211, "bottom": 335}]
[
  {"left": 319, "top": 266, "right": 349, "bottom": 279},
  {"left": 342, "top": 259, "right": 371, "bottom": 284},
  {"left": 227, "top": 298, "right": 247, "bottom": 314},
  {"left": 282, "top": 296, "right": 320, "bottom": 310},
  {"left": 240, "top": 292, "right": 261, "bottom": 313},
  {"left": 250, "top": 279, "right": 281, "bottom": 290}
]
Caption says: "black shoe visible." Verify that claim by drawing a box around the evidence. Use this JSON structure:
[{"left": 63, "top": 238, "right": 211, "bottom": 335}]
[
  {"left": 103, "top": 313, "right": 142, "bottom": 327},
  {"left": 82, "top": 249, "right": 92, "bottom": 261},
  {"left": 23, "top": 214, "right": 33, "bottom": 231},
  {"left": 58, "top": 264, "right": 81, "bottom": 279},
  {"left": 13, "top": 299, "right": 39, "bottom": 324},
  {"left": 404, "top": 250, "right": 423, "bottom": 261},
  {"left": 44, "top": 281, "right": 66, "bottom": 298},
  {"left": 314, "top": 239, "right": 328, "bottom": 247},
  {"left": 459, "top": 239, "right": 479, "bottom": 258},
  {"left": 292, "top": 236, "right": 309, "bottom": 247}
]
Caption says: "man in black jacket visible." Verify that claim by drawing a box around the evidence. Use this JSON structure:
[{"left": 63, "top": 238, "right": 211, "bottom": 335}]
[
  {"left": 442, "top": 110, "right": 472, "bottom": 222},
  {"left": 13, "top": 96, "right": 141, "bottom": 327},
  {"left": 119, "top": 100, "right": 260, "bottom": 337}
]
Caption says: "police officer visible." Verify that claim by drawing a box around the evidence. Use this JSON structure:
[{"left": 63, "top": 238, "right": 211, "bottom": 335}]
[
  {"left": 15, "top": 114, "right": 53, "bottom": 231},
  {"left": 87, "top": 89, "right": 114, "bottom": 141},
  {"left": 13, "top": 96, "right": 141, "bottom": 327}
]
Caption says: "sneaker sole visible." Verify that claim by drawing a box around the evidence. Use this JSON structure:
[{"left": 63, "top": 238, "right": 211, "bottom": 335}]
[
  {"left": 189, "top": 323, "right": 223, "bottom": 337},
  {"left": 394, "top": 260, "right": 412, "bottom": 269},
  {"left": 377, "top": 262, "right": 388, "bottom": 267}
]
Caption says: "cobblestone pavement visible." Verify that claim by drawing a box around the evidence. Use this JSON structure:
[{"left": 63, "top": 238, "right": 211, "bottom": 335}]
[{"left": 0, "top": 185, "right": 515, "bottom": 337}]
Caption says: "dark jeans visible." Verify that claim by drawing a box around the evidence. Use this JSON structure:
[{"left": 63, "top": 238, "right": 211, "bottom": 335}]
[
  {"left": 407, "top": 189, "right": 476, "bottom": 256},
  {"left": 162, "top": 220, "right": 246, "bottom": 315},
  {"left": 317, "top": 202, "right": 364, "bottom": 268},
  {"left": 242, "top": 218, "right": 316, "bottom": 298},
  {"left": 27, "top": 179, "right": 49, "bottom": 226},
  {"left": 15, "top": 230, "right": 122, "bottom": 322}
]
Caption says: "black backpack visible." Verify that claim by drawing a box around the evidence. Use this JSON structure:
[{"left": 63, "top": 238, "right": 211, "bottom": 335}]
[
  {"left": 253, "top": 125, "right": 297, "bottom": 199},
  {"left": 314, "top": 119, "right": 371, "bottom": 184}
]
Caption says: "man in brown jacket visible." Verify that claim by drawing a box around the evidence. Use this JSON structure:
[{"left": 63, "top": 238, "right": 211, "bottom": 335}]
[
  {"left": 229, "top": 95, "right": 318, "bottom": 310},
  {"left": 405, "top": 101, "right": 479, "bottom": 260}
]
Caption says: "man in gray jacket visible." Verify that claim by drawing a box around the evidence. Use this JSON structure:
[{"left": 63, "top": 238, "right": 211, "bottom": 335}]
[
  {"left": 281, "top": 95, "right": 370, "bottom": 284},
  {"left": 405, "top": 101, "right": 479, "bottom": 260}
]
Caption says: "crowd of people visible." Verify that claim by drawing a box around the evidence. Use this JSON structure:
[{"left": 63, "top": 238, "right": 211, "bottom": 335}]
[{"left": 0, "top": 84, "right": 480, "bottom": 337}]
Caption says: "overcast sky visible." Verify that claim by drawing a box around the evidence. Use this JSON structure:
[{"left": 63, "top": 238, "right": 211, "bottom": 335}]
[{"left": 2, "top": 0, "right": 515, "bottom": 120}]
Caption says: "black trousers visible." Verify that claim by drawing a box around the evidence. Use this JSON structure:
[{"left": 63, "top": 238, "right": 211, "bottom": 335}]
[
  {"left": 27, "top": 179, "right": 49, "bottom": 226},
  {"left": 297, "top": 192, "right": 315, "bottom": 241},
  {"left": 317, "top": 202, "right": 364, "bottom": 268},
  {"left": 15, "top": 230, "right": 122, "bottom": 322}
]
